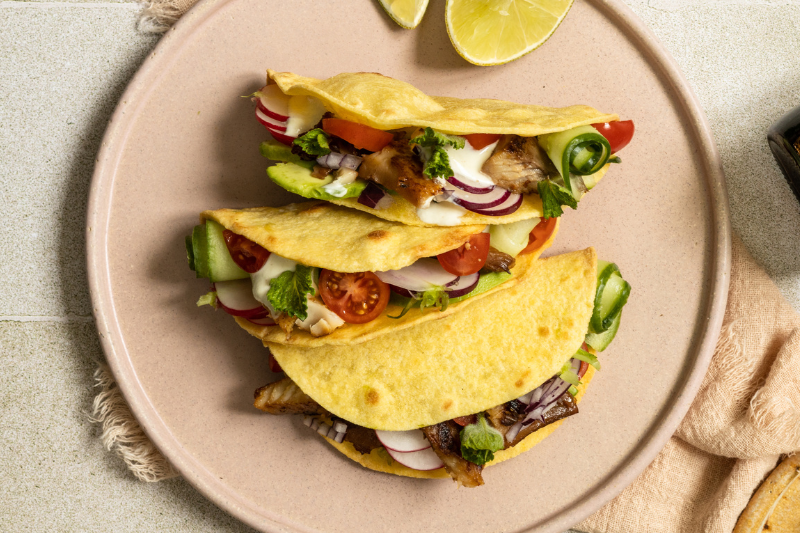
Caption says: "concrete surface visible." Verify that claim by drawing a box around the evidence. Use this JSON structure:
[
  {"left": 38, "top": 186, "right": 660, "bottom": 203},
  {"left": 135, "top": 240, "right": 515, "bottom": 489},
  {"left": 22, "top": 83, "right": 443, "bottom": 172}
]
[{"left": 0, "top": 0, "right": 798, "bottom": 531}]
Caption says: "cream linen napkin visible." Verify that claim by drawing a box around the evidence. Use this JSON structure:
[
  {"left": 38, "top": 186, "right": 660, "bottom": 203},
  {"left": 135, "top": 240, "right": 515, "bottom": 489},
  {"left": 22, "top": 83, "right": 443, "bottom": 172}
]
[
  {"left": 577, "top": 234, "right": 800, "bottom": 532},
  {"left": 92, "top": 233, "right": 800, "bottom": 529}
]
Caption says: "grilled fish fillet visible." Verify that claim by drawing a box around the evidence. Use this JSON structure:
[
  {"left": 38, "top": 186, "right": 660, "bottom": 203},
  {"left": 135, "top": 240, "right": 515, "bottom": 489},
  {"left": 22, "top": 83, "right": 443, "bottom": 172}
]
[
  {"left": 358, "top": 140, "right": 442, "bottom": 208},
  {"left": 254, "top": 377, "right": 326, "bottom": 415},
  {"left": 481, "top": 135, "right": 558, "bottom": 194},
  {"left": 422, "top": 421, "right": 484, "bottom": 488}
]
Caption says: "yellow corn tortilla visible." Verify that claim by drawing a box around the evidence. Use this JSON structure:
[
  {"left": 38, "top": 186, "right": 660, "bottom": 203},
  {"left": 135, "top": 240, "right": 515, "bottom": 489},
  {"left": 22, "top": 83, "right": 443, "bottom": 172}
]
[
  {"left": 268, "top": 247, "right": 597, "bottom": 430},
  {"left": 329, "top": 165, "right": 609, "bottom": 227},
  {"left": 321, "top": 367, "right": 595, "bottom": 480},
  {"left": 268, "top": 71, "right": 618, "bottom": 135},
  {"left": 267, "top": 70, "right": 616, "bottom": 227},
  {"left": 202, "top": 201, "right": 486, "bottom": 273},
  {"left": 235, "top": 217, "right": 559, "bottom": 347}
]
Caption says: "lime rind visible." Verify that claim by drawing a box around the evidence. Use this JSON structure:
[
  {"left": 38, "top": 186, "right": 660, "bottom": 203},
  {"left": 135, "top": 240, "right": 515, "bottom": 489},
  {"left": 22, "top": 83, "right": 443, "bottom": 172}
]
[
  {"left": 379, "top": 0, "right": 430, "bottom": 29},
  {"left": 445, "top": 0, "right": 575, "bottom": 66}
]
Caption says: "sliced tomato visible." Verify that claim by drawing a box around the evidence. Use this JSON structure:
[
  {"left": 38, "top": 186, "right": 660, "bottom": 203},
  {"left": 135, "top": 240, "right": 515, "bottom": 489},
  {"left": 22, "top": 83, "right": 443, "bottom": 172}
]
[
  {"left": 223, "top": 230, "right": 270, "bottom": 273},
  {"left": 268, "top": 350, "right": 283, "bottom": 374},
  {"left": 520, "top": 217, "right": 558, "bottom": 255},
  {"left": 591, "top": 120, "right": 634, "bottom": 153},
  {"left": 318, "top": 270, "right": 390, "bottom": 324},
  {"left": 453, "top": 415, "right": 477, "bottom": 426},
  {"left": 463, "top": 133, "right": 502, "bottom": 150},
  {"left": 437, "top": 233, "right": 491, "bottom": 276},
  {"left": 322, "top": 118, "right": 394, "bottom": 152}
]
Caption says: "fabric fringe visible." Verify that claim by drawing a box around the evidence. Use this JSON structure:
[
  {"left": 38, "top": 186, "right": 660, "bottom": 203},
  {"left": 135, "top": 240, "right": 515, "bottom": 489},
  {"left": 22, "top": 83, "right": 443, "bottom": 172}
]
[
  {"left": 90, "top": 363, "right": 179, "bottom": 482},
  {"left": 137, "top": 0, "right": 196, "bottom": 33}
]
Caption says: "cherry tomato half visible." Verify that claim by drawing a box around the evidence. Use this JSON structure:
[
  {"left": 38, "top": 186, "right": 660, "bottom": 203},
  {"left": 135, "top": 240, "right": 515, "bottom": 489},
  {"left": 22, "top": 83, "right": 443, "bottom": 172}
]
[
  {"left": 437, "top": 233, "right": 491, "bottom": 276},
  {"left": 318, "top": 270, "right": 391, "bottom": 324},
  {"left": 463, "top": 133, "right": 502, "bottom": 150},
  {"left": 268, "top": 350, "right": 283, "bottom": 374},
  {"left": 591, "top": 120, "right": 635, "bottom": 153},
  {"left": 453, "top": 415, "right": 477, "bottom": 427},
  {"left": 519, "top": 217, "right": 558, "bottom": 255},
  {"left": 223, "top": 230, "right": 271, "bottom": 273},
  {"left": 322, "top": 118, "right": 394, "bottom": 152}
]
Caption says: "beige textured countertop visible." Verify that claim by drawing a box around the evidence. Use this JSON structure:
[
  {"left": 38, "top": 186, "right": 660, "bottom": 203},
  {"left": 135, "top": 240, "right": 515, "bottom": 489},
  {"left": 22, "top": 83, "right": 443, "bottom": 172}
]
[{"left": 1, "top": 1, "right": 798, "bottom": 531}]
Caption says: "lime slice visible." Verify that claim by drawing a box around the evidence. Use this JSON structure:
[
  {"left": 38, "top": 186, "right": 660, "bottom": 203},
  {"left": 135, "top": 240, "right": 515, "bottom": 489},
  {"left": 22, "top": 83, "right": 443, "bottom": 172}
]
[
  {"left": 378, "top": 0, "right": 430, "bottom": 29},
  {"left": 445, "top": 0, "right": 575, "bottom": 66}
]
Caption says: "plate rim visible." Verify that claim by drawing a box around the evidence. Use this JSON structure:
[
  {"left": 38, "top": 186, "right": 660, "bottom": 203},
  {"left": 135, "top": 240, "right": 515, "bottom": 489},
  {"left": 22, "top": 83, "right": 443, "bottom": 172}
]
[{"left": 86, "top": 0, "right": 731, "bottom": 531}]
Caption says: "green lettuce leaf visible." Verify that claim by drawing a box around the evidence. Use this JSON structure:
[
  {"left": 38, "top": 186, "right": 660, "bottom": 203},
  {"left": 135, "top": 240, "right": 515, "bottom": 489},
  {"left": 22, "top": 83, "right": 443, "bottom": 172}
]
[
  {"left": 293, "top": 128, "right": 331, "bottom": 157},
  {"left": 538, "top": 179, "right": 578, "bottom": 219},
  {"left": 410, "top": 127, "right": 465, "bottom": 179},
  {"left": 267, "top": 265, "right": 315, "bottom": 321},
  {"left": 460, "top": 413, "right": 504, "bottom": 466}
]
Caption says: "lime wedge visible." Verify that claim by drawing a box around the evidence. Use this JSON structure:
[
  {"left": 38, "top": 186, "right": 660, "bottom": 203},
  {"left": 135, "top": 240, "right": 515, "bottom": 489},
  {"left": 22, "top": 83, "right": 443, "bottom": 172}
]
[
  {"left": 446, "top": 0, "right": 574, "bottom": 66},
  {"left": 379, "top": 0, "right": 430, "bottom": 29}
]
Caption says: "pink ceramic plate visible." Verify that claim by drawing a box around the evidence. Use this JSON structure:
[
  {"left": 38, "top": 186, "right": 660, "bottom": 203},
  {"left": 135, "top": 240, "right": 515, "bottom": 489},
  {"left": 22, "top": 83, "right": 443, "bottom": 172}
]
[{"left": 87, "top": 0, "right": 730, "bottom": 531}]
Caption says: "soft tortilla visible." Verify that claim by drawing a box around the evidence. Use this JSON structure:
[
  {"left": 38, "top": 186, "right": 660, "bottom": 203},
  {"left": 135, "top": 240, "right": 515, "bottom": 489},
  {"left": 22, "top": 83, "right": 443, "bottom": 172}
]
[
  {"left": 268, "top": 70, "right": 618, "bottom": 135},
  {"left": 329, "top": 165, "right": 609, "bottom": 227},
  {"left": 202, "top": 201, "right": 485, "bottom": 273},
  {"left": 267, "top": 70, "right": 615, "bottom": 227},
  {"left": 321, "top": 367, "right": 595, "bottom": 480},
  {"left": 268, "top": 248, "right": 597, "bottom": 430},
  {"left": 235, "top": 218, "right": 560, "bottom": 347}
]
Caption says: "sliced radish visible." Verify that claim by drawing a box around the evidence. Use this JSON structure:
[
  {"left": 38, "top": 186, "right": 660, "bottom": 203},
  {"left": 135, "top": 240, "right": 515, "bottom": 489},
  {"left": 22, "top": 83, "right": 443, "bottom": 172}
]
[
  {"left": 257, "top": 85, "right": 290, "bottom": 121},
  {"left": 375, "top": 429, "right": 431, "bottom": 453},
  {"left": 256, "top": 99, "right": 289, "bottom": 123},
  {"left": 375, "top": 258, "right": 457, "bottom": 292},
  {"left": 386, "top": 447, "right": 444, "bottom": 471},
  {"left": 255, "top": 107, "right": 288, "bottom": 132},
  {"left": 445, "top": 272, "right": 480, "bottom": 297},
  {"left": 268, "top": 128, "right": 296, "bottom": 146},
  {"left": 215, "top": 280, "right": 267, "bottom": 318}
]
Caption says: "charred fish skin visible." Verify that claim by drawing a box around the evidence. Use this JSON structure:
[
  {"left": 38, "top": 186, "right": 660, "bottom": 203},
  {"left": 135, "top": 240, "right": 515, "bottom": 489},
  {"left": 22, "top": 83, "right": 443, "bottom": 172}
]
[
  {"left": 482, "top": 247, "right": 516, "bottom": 274},
  {"left": 422, "top": 421, "right": 485, "bottom": 488},
  {"left": 481, "top": 135, "right": 558, "bottom": 194},
  {"left": 357, "top": 140, "right": 442, "bottom": 208},
  {"left": 254, "top": 377, "right": 326, "bottom": 415}
]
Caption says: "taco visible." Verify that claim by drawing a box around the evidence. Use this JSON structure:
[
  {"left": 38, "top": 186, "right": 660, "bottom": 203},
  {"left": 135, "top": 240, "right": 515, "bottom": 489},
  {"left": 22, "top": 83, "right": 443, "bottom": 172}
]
[
  {"left": 187, "top": 201, "right": 560, "bottom": 347},
  {"left": 253, "top": 248, "right": 631, "bottom": 486},
  {"left": 253, "top": 70, "right": 634, "bottom": 227}
]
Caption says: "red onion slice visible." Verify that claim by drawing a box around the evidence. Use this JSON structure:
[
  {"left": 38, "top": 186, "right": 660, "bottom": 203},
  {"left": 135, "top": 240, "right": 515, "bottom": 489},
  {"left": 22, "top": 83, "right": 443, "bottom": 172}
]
[
  {"left": 357, "top": 182, "right": 386, "bottom": 208},
  {"left": 317, "top": 152, "right": 362, "bottom": 170},
  {"left": 445, "top": 183, "right": 510, "bottom": 210},
  {"left": 447, "top": 175, "right": 495, "bottom": 194},
  {"left": 375, "top": 258, "right": 457, "bottom": 292},
  {"left": 465, "top": 192, "right": 523, "bottom": 216}
]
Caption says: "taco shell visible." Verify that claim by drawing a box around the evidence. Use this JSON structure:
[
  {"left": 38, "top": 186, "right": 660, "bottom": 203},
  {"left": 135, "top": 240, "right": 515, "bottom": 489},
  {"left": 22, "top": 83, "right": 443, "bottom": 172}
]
[
  {"left": 321, "top": 367, "right": 595, "bottom": 480},
  {"left": 268, "top": 247, "right": 597, "bottom": 430}
]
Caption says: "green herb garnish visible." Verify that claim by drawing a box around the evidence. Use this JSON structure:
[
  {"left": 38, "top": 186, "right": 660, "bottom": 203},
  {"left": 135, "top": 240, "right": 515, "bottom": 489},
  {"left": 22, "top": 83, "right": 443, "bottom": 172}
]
[
  {"left": 538, "top": 179, "right": 578, "bottom": 219},
  {"left": 267, "top": 265, "right": 316, "bottom": 321},
  {"left": 293, "top": 128, "right": 331, "bottom": 157},
  {"left": 459, "top": 413, "right": 504, "bottom": 466},
  {"left": 409, "top": 127, "right": 465, "bottom": 179}
]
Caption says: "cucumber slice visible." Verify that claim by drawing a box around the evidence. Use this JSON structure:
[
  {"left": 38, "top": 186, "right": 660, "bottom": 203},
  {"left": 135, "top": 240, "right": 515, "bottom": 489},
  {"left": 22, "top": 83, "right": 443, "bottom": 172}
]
[
  {"left": 585, "top": 311, "right": 622, "bottom": 351},
  {"left": 590, "top": 261, "right": 631, "bottom": 333},
  {"left": 260, "top": 140, "right": 315, "bottom": 169},
  {"left": 489, "top": 218, "right": 539, "bottom": 257},
  {"left": 538, "top": 125, "right": 611, "bottom": 198},
  {"left": 189, "top": 220, "right": 249, "bottom": 282}
]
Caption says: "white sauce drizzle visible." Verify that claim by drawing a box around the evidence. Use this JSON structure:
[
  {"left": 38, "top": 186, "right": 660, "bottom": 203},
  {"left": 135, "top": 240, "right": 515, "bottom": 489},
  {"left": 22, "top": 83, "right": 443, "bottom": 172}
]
[
  {"left": 416, "top": 201, "right": 467, "bottom": 226},
  {"left": 444, "top": 140, "right": 498, "bottom": 187},
  {"left": 250, "top": 253, "right": 343, "bottom": 336}
]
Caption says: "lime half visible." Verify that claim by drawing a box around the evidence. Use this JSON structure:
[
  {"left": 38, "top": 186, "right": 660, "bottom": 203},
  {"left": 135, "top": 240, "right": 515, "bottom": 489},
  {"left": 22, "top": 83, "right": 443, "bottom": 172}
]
[
  {"left": 379, "top": 0, "right": 430, "bottom": 29},
  {"left": 446, "top": 0, "right": 575, "bottom": 66}
]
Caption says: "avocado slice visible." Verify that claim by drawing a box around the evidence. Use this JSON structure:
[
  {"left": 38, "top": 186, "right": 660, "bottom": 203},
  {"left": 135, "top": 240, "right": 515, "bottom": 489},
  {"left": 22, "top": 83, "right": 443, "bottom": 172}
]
[
  {"left": 189, "top": 220, "right": 249, "bottom": 282},
  {"left": 267, "top": 162, "right": 367, "bottom": 201},
  {"left": 260, "top": 140, "right": 315, "bottom": 169}
]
